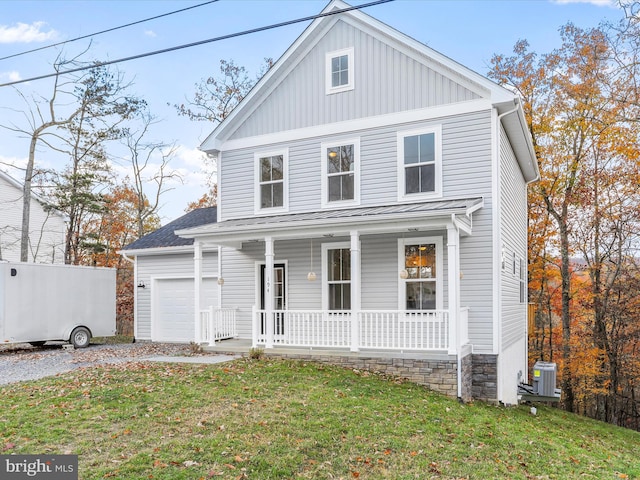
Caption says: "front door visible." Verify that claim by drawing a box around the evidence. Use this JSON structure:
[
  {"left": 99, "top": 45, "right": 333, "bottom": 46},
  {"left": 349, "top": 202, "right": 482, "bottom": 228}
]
[{"left": 260, "top": 264, "right": 286, "bottom": 337}]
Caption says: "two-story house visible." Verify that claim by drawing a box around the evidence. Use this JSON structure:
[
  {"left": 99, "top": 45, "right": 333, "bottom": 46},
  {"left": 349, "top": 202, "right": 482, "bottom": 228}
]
[
  {"left": 122, "top": 0, "right": 538, "bottom": 405},
  {"left": 0, "top": 169, "right": 66, "bottom": 263}
]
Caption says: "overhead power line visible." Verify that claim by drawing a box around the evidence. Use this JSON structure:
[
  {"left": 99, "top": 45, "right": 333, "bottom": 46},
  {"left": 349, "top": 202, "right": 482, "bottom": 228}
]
[
  {"left": 0, "top": 0, "right": 219, "bottom": 62},
  {"left": 0, "top": 0, "right": 394, "bottom": 88}
]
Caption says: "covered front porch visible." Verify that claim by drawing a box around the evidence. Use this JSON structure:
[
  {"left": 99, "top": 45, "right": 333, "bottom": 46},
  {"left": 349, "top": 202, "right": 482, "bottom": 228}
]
[{"left": 180, "top": 198, "right": 483, "bottom": 360}]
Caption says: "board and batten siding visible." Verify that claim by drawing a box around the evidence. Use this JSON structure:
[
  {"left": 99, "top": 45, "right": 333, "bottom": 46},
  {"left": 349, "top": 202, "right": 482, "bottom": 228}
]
[
  {"left": 499, "top": 126, "right": 528, "bottom": 349},
  {"left": 0, "top": 175, "right": 65, "bottom": 263},
  {"left": 227, "top": 19, "right": 481, "bottom": 141},
  {"left": 135, "top": 251, "right": 217, "bottom": 340},
  {"left": 220, "top": 110, "right": 494, "bottom": 220}
]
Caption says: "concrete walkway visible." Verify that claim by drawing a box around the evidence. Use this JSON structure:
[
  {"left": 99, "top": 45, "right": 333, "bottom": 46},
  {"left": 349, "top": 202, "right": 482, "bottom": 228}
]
[{"left": 143, "top": 354, "right": 240, "bottom": 364}]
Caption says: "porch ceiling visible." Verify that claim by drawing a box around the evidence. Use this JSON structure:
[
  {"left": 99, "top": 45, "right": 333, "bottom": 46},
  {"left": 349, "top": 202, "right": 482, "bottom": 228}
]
[{"left": 177, "top": 197, "right": 483, "bottom": 247}]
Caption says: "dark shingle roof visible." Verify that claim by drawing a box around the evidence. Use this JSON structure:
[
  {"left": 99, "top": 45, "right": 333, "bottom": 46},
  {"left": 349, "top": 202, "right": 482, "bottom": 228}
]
[{"left": 123, "top": 207, "right": 217, "bottom": 250}]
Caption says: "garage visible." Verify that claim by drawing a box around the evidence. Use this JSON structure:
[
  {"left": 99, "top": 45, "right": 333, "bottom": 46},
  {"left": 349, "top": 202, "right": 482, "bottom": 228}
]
[{"left": 152, "top": 277, "right": 217, "bottom": 343}]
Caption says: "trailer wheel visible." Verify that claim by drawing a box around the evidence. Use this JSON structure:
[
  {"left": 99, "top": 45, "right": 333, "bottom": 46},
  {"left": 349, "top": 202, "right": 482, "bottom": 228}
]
[{"left": 70, "top": 327, "right": 91, "bottom": 348}]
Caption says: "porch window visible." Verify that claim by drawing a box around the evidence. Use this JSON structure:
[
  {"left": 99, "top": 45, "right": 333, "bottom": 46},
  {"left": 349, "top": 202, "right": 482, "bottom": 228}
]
[
  {"left": 324, "top": 244, "right": 351, "bottom": 310},
  {"left": 255, "top": 150, "right": 288, "bottom": 213},
  {"left": 397, "top": 126, "right": 442, "bottom": 201},
  {"left": 326, "top": 47, "right": 354, "bottom": 94},
  {"left": 399, "top": 237, "right": 443, "bottom": 310},
  {"left": 321, "top": 139, "right": 360, "bottom": 207}
]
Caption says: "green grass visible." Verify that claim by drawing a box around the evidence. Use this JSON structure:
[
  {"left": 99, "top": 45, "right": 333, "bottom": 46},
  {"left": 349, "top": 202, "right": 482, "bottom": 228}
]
[{"left": 1, "top": 358, "right": 638, "bottom": 479}]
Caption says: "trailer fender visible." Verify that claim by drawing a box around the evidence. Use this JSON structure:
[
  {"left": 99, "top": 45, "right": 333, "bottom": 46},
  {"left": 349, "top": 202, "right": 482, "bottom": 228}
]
[{"left": 65, "top": 325, "right": 93, "bottom": 348}]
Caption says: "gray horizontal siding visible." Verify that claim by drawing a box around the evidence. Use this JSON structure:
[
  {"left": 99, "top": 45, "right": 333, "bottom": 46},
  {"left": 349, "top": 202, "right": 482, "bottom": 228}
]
[
  {"left": 229, "top": 19, "right": 480, "bottom": 140},
  {"left": 499, "top": 127, "right": 527, "bottom": 349},
  {"left": 135, "top": 251, "right": 217, "bottom": 340},
  {"left": 221, "top": 110, "right": 494, "bottom": 220}
]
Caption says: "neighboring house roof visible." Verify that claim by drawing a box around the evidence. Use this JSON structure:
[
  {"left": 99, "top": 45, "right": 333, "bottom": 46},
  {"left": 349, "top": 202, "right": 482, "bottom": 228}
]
[
  {"left": 122, "top": 207, "right": 217, "bottom": 252},
  {"left": 177, "top": 198, "right": 483, "bottom": 247},
  {"left": 200, "top": 0, "right": 538, "bottom": 183},
  {"left": 0, "top": 169, "right": 67, "bottom": 221}
]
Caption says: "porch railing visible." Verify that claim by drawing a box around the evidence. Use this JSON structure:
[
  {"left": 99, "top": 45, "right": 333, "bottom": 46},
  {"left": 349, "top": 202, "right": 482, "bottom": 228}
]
[
  {"left": 198, "top": 307, "right": 238, "bottom": 345},
  {"left": 253, "top": 309, "right": 452, "bottom": 352}
]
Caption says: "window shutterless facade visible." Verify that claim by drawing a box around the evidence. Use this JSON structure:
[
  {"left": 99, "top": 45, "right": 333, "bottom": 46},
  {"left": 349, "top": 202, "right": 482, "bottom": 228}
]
[
  {"left": 398, "top": 237, "right": 443, "bottom": 311},
  {"left": 326, "top": 47, "right": 354, "bottom": 94},
  {"left": 255, "top": 150, "right": 288, "bottom": 214},
  {"left": 321, "top": 139, "right": 360, "bottom": 208},
  {"left": 397, "top": 126, "right": 442, "bottom": 201}
]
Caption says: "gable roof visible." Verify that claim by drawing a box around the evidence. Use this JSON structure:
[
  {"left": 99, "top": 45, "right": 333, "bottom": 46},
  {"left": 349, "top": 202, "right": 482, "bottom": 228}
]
[
  {"left": 0, "top": 169, "right": 67, "bottom": 220},
  {"left": 200, "top": 0, "right": 538, "bottom": 183},
  {"left": 122, "top": 207, "right": 217, "bottom": 252}
]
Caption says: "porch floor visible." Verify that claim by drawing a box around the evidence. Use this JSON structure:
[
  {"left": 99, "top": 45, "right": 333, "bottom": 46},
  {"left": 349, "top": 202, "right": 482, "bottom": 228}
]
[{"left": 202, "top": 337, "right": 455, "bottom": 361}]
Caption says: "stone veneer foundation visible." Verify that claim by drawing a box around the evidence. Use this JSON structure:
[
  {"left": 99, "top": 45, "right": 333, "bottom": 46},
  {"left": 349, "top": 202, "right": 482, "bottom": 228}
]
[{"left": 257, "top": 351, "right": 492, "bottom": 402}]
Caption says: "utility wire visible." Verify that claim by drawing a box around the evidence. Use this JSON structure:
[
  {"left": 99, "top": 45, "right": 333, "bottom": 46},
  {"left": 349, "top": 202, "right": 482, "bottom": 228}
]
[
  {"left": 0, "top": 0, "right": 219, "bottom": 62},
  {"left": 0, "top": 0, "right": 394, "bottom": 88}
]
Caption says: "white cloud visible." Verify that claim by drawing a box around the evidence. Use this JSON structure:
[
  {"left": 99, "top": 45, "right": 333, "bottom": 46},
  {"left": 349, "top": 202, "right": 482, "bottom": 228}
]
[
  {"left": 144, "top": 30, "right": 157, "bottom": 38},
  {"left": 0, "top": 71, "right": 22, "bottom": 82},
  {"left": 0, "top": 21, "right": 58, "bottom": 44},
  {"left": 552, "top": 0, "right": 617, "bottom": 6}
]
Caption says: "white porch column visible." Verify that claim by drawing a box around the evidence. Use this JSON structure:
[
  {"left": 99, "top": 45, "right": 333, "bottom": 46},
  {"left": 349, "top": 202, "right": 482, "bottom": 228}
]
[
  {"left": 447, "top": 224, "right": 460, "bottom": 355},
  {"left": 194, "top": 240, "right": 203, "bottom": 343},
  {"left": 350, "top": 230, "right": 361, "bottom": 352},
  {"left": 264, "top": 236, "right": 275, "bottom": 349}
]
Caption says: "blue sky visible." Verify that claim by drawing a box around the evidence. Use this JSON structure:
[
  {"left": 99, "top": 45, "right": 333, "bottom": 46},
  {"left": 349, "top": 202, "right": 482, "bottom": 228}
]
[{"left": 0, "top": 0, "right": 625, "bottom": 222}]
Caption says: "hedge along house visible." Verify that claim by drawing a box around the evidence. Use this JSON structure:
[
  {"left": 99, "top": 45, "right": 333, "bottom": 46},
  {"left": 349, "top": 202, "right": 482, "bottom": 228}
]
[{"left": 126, "top": 0, "right": 538, "bottom": 404}]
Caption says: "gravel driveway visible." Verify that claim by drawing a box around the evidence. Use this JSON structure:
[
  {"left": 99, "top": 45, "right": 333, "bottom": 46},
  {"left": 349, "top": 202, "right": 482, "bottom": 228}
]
[{"left": 0, "top": 342, "right": 199, "bottom": 385}]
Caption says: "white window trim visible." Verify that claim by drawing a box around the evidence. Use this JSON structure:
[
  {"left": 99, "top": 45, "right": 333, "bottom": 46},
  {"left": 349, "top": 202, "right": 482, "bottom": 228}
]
[
  {"left": 397, "top": 236, "right": 444, "bottom": 311},
  {"left": 397, "top": 125, "right": 443, "bottom": 202},
  {"left": 254, "top": 148, "right": 289, "bottom": 215},
  {"left": 322, "top": 241, "right": 352, "bottom": 311},
  {"left": 325, "top": 47, "right": 354, "bottom": 95},
  {"left": 321, "top": 138, "right": 360, "bottom": 209}
]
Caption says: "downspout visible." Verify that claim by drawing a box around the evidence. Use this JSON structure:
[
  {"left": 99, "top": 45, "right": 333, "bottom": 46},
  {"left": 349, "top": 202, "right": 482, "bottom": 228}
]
[{"left": 494, "top": 98, "right": 520, "bottom": 403}]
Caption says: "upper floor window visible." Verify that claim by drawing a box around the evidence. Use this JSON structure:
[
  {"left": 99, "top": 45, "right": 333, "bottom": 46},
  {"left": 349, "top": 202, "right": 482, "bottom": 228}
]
[
  {"left": 255, "top": 150, "right": 288, "bottom": 214},
  {"left": 397, "top": 126, "right": 442, "bottom": 201},
  {"left": 321, "top": 139, "right": 360, "bottom": 208},
  {"left": 326, "top": 48, "right": 354, "bottom": 94}
]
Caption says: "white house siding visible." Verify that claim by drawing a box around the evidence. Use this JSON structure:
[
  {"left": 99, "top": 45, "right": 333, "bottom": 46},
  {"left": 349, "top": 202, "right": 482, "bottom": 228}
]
[
  {"left": 0, "top": 174, "right": 65, "bottom": 263},
  {"left": 135, "top": 251, "right": 218, "bottom": 340},
  {"left": 499, "top": 126, "right": 528, "bottom": 349},
  {"left": 227, "top": 19, "right": 481, "bottom": 141}
]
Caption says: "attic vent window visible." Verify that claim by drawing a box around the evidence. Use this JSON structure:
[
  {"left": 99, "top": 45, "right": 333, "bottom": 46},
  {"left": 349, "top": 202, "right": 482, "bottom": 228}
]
[{"left": 326, "top": 47, "right": 354, "bottom": 94}]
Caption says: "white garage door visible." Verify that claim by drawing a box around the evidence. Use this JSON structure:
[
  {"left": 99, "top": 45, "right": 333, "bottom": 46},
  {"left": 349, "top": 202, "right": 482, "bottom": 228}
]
[{"left": 153, "top": 278, "right": 217, "bottom": 343}]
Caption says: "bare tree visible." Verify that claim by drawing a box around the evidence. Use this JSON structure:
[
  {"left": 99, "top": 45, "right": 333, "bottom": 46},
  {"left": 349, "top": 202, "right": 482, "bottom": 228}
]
[
  {"left": 1, "top": 51, "right": 143, "bottom": 262},
  {"left": 122, "top": 111, "right": 182, "bottom": 237}
]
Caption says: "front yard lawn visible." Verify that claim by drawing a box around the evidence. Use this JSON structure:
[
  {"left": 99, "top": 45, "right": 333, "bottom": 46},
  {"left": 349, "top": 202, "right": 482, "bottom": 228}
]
[{"left": 1, "top": 358, "right": 638, "bottom": 479}]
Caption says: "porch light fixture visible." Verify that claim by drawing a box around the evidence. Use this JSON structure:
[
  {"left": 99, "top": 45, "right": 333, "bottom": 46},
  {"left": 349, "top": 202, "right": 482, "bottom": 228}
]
[
  {"left": 217, "top": 277, "right": 225, "bottom": 286},
  {"left": 137, "top": 281, "right": 146, "bottom": 288},
  {"left": 307, "top": 239, "right": 317, "bottom": 281}
]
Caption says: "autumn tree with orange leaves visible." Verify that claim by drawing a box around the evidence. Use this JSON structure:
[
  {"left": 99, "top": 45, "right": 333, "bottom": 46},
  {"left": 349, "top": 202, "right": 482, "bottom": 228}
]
[{"left": 490, "top": 20, "right": 640, "bottom": 429}]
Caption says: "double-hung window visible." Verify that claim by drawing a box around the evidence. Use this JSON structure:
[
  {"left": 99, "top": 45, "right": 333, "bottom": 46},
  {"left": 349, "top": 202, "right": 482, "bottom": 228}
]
[
  {"left": 326, "top": 48, "right": 354, "bottom": 94},
  {"left": 323, "top": 243, "right": 351, "bottom": 310},
  {"left": 255, "top": 150, "right": 288, "bottom": 213},
  {"left": 397, "top": 126, "right": 442, "bottom": 201},
  {"left": 321, "top": 139, "right": 360, "bottom": 207},
  {"left": 399, "top": 237, "right": 443, "bottom": 311}
]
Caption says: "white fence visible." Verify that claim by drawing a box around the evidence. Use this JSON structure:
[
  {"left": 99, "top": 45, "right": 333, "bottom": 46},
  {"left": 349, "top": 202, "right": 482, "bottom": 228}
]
[
  {"left": 253, "top": 309, "right": 452, "bottom": 352},
  {"left": 198, "top": 307, "right": 238, "bottom": 345}
]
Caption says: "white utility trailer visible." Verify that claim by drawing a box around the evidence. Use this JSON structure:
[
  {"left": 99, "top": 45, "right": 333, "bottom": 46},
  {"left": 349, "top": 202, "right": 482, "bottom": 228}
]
[{"left": 0, "top": 261, "right": 116, "bottom": 348}]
